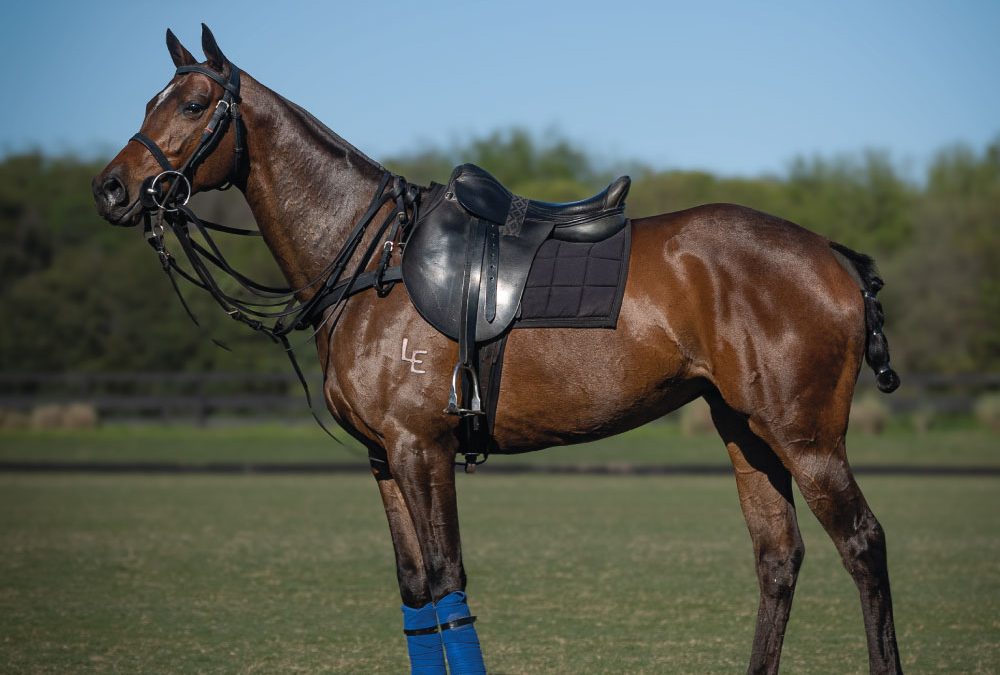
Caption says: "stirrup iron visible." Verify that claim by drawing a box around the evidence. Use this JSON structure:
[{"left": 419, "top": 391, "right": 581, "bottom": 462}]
[{"left": 445, "top": 362, "right": 485, "bottom": 416}]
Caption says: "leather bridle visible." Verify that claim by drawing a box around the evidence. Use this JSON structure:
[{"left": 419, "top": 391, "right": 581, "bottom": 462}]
[
  {"left": 130, "top": 62, "right": 245, "bottom": 212},
  {"left": 125, "top": 59, "right": 418, "bottom": 455}
]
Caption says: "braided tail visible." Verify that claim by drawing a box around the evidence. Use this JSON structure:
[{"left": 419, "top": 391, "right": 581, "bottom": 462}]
[{"left": 830, "top": 242, "right": 901, "bottom": 393}]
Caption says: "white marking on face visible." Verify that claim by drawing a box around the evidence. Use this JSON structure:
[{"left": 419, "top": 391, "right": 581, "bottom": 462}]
[
  {"left": 401, "top": 337, "right": 427, "bottom": 374},
  {"left": 152, "top": 83, "right": 177, "bottom": 112}
]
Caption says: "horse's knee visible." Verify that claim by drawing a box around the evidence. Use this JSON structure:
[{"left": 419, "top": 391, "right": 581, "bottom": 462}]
[
  {"left": 426, "top": 560, "right": 466, "bottom": 601},
  {"left": 757, "top": 539, "right": 805, "bottom": 600},
  {"left": 397, "top": 560, "right": 432, "bottom": 608}
]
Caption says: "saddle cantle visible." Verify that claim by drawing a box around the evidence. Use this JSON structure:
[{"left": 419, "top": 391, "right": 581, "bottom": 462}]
[{"left": 402, "top": 163, "right": 630, "bottom": 423}]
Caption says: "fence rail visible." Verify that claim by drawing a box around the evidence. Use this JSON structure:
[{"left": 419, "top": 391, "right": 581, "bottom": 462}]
[
  {"left": 0, "top": 372, "right": 318, "bottom": 421},
  {"left": 1, "top": 371, "right": 998, "bottom": 420}
]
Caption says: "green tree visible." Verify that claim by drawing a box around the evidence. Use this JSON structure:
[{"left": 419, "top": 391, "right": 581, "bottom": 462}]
[
  {"left": 387, "top": 128, "right": 605, "bottom": 201},
  {"left": 1, "top": 131, "right": 997, "bottom": 377},
  {"left": 886, "top": 141, "right": 1000, "bottom": 373}
]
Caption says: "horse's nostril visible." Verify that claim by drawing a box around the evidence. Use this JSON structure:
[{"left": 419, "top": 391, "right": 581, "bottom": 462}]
[{"left": 102, "top": 176, "right": 127, "bottom": 207}]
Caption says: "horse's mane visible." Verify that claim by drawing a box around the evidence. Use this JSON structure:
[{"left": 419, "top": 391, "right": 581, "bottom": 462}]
[{"left": 276, "top": 92, "right": 387, "bottom": 181}]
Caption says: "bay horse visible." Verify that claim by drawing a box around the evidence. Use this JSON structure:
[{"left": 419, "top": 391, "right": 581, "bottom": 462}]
[{"left": 93, "top": 25, "right": 903, "bottom": 674}]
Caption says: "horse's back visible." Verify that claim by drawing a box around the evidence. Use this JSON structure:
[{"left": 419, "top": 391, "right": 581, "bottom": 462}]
[{"left": 631, "top": 202, "right": 864, "bottom": 334}]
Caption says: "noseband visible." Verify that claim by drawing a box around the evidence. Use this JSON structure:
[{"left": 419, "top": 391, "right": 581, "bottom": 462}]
[{"left": 130, "top": 62, "right": 245, "bottom": 210}]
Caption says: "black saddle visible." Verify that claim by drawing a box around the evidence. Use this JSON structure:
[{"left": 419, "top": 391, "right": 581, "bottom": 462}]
[
  {"left": 402, "top": 163, "right": 630, "bottom": 417},
  {"left": 451, "top": 164, "right": 631, "bottom": 243}
]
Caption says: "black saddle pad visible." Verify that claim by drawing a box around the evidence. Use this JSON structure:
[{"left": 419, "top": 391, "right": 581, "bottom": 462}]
[{"left": 517, "top": 223, "right": 631, "bottom": 329}]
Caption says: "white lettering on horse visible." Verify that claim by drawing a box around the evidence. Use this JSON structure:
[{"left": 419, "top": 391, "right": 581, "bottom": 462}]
[{"left": 401, "top": 338, "right": 427, "bottom": 374}]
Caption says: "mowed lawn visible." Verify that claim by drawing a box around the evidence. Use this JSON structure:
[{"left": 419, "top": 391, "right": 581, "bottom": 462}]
[
  {"left": 1, "top": 422, "right": 998, "bottom": 467},
  {"left": 1, "top": 471, "right": 997, "bottom": 674}
]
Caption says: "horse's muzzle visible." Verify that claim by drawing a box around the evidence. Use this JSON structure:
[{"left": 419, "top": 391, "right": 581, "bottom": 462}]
[{"left": 92, "top": 170, "right": 141, "bottom": 226}]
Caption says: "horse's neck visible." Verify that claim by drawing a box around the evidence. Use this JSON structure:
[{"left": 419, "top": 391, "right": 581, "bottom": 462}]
[{"left": 237, "top": 76, "right": 386, "bottom": 290}]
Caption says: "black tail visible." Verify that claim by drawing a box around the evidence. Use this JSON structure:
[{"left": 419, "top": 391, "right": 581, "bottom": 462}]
[{"left": 830, "top": 242, "right": 901, "bottom": 393}]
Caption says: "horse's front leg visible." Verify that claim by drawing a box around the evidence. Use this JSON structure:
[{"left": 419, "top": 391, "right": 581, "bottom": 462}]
[
  {"left": 371, "top": 457, "right": 447, "bottom": 674},
  {"left": 383, "top": 435, "right": 486, "bottom": 675}
]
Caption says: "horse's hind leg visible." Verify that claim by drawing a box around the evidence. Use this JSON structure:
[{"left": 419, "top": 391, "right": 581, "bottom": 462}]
[
  {"left": 743, "top": 406, "right": 903, "bottom": 675},
  {"left": 708, "top": 393, "right": 805, "bottom": 675},
  {"left": 781, "top": 437, "right": 902, "bottom": 674}
]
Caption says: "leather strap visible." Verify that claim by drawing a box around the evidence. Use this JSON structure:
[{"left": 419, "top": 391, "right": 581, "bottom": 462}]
[
  {"left": 175, "top": 64, "right": 241, "bottom": 99},
  {"left": 304, "top": 267, "right": 402, "bottom": 323},
  {"left": 402, "top": 614, "right": 477, "bottom": 635},
  {"left": 403, "top": 624, "right": 441, "bottom": 637},
  {"left": 484, "top": 221, "right": 499, "bottom": 323},
  {"left": 440, "top": 616, "right": 477, "bottom": 631},
  {"left": 460, "top": 219, "right": 487, "bottom": 369},
  {"left": 131, "top": 133, "right": 174, "bottom": 172}
]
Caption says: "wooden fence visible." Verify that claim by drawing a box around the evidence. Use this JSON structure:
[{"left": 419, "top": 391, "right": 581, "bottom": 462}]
[
  {"left": 1, "top": 371, "right": 998, "bottom": 421},
  {"left": 0, "top": 372, "right": 317, "bottom": 422}
]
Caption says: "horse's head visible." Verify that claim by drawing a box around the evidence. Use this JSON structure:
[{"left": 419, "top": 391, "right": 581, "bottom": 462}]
[{"left": 93, "top": 25, "right": 244, "bottom": 226}]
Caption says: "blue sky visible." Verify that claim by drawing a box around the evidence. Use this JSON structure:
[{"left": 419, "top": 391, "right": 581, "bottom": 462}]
[{"left": 1, "top": 0, "right": 997, "bottom": 177}]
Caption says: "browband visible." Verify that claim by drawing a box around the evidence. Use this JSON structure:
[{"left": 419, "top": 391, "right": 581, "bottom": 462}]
[{"left": 175, "top": 64, "right": 241, "bottom": 100}]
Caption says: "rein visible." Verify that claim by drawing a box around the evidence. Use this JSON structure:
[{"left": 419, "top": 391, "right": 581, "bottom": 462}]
[{"left": 130, "top": 60, "right": 417, "bottom": 451}]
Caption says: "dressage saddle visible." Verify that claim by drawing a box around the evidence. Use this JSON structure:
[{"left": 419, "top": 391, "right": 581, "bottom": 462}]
[{"left": 402, "top": 163, "right": 630, "bottom": 417}]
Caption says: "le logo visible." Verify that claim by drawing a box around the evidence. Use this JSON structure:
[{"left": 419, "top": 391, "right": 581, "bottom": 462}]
[{"left": 401, "top": 338, "right": 427, "bottom": 374}]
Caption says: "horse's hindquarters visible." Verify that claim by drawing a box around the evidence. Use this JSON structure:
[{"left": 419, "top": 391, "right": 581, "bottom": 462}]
[{"left": 490, "top": 204, "right": 869, "bottom": 454}]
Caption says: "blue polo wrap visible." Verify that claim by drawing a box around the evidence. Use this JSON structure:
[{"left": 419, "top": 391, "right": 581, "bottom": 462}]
[
  {"left": 401, "top": 601, "right": 445, "bottom": 674},
  {"left": 437, "top": 591, "right": 486, "bottom": 674}
]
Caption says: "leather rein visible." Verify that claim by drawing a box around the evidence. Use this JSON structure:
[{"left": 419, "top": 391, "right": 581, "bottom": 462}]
[{"left": 128, "top": 60, "right": 416, "bottom": 447}]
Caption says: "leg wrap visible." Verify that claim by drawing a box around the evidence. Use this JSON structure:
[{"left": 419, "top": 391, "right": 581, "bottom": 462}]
[
  {"left": 437, "top": 591, "right": 486, "bottom": 674},
  {"left": 401, "top": 601, "right": 445, "bottom": 675}
]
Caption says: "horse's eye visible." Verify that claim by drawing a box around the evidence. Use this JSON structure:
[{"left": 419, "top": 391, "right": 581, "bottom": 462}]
[{"left": 183, "top": 102, "right": 207, "bottom": 117}]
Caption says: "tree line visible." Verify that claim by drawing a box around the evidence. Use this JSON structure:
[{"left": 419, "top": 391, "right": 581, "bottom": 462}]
[{"left": 1, "top": 129, "right": 997, "bottom": 376}]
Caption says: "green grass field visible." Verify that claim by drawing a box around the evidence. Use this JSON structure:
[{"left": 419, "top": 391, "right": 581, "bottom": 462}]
[
  {"left": 1, "top": 469, "right": 998, "bottom": 673},
  {"left": 1, "top": 421, "right": 998, "bottom": 467}
]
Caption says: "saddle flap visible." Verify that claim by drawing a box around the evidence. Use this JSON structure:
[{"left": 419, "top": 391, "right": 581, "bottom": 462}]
[
  {"left": 402, "top": 190, "right": 553, "bottom": 344},
  {"left": 451, "top": 164, "right": 513, "bottom": 225}
]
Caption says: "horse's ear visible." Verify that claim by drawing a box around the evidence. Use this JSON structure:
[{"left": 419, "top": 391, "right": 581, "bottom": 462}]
[
  {"left": 166, "top": 29, "right": 196, "bottom": 68},
  {"left": 201, "top": 23, "right": 227, "bottom": 72}
]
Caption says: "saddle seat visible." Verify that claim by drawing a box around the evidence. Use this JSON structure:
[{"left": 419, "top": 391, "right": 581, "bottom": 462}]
[{"left": 451, "top": 163, "right": 631, "bottom": 242}]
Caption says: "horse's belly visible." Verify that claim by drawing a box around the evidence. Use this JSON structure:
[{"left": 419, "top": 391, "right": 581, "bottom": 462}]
[{"left": 489, "top": 311, "right": 694, "bottom": 453}]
